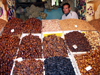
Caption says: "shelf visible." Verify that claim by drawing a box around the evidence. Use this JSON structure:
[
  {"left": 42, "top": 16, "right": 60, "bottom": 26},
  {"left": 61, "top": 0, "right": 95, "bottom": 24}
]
[
  {"left": 16, "top": 1, "right": 47, "bottom": 8},
  {"left": 16, "top": 1, "right": 46, "bottom": 4}
]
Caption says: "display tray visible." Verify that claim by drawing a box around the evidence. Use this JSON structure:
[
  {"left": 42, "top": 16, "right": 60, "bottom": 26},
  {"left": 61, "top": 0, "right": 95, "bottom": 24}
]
[
  {"left": 20, "top": 33, "right": 42, "bottom": 39},
  {"left": 11, "top": 58, "right": 44, "bottom": 75},
  {"left": 64, "top": 30, "right": 92, "bottom": 53},
  {"left": 42, "top": 31, "right": 63, "bottom": 38},
  {"left": 71, "top": 49, "right": 100, "bottom": 75},
  {"left": 68, "top": 51, "right": 84, "bottom": 75},
  {"left": 42, "top": 33, "right": 69, "bottom": 58},
  {"left": 16, "top": 33, "right": 43, "bottom": 58}
]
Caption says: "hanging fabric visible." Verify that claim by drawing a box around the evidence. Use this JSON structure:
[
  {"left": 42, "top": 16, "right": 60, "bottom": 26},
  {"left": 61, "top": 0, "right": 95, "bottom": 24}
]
[{"left": 7, "top": 0, "right": 15, "bottom": 20}]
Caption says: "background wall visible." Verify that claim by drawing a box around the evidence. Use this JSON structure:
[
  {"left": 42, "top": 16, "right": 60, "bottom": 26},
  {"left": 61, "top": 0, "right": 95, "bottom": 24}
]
[{"left": 37, "top": 8, "right": 63, "bottom": 20}]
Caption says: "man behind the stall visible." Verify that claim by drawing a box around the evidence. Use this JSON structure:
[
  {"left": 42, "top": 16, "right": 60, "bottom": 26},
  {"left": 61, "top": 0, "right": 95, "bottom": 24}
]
[{"left": 62, "top": 3, "right": 78, "bottom": 20}]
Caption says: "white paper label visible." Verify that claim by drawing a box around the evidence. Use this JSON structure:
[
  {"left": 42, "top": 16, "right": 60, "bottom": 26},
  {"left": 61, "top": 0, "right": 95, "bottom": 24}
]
[
  {"left": 15, "top": 57, "right": 23, "bottom": 62},
  {"left": 85, "top": 66, "right": 92, "bottom": 71},
  {"left": 75, "top": 25, "right": 78, "bottom": 28},
  {"left": 11, "top": 29, "right": 14, "bottom": 33},
  {"left": 72, "top": 44, "right": 78, "bottom": 49}
]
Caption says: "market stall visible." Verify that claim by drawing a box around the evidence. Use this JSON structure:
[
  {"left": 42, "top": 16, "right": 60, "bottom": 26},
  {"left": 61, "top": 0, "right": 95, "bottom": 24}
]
[
  {"left": 0, "top": 17, "right": 100, "bottom": 75},
  {"left": 0, "top": 0, "right": 100, "bottom": 75}
]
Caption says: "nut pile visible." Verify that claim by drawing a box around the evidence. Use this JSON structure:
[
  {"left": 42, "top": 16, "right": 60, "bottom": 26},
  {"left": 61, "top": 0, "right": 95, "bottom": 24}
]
[
  {"left": 23, "top": 18, "right": 42, "bottom": 33},
  {"left": 0, "top": 35, "right": 20, "bottom": 75},
  {"left": 75, "top": 47, "right": 100, "bottom": 75},
  {"left": 84, "top": 31, "right": 100, "bottom": 50},
  {"left": 17, "top": 34, "right": 42, "bottom": 59},
  {"left": 2, "top": 18, "right": 24, "bottom": 36},
  {"left": 59, "top": 19, "right": 96, "bottom": 31},
  {"left": 88, "top": 18, "right": 100, "bottom": 33},
  {"left": 42, "top": 19, "right": 61, "bottom": 32},
  {"left": 65, "top": 31, "right": 91, "bottom": 52},
  {"left": 13, "top": 59, "right": 44, "bottom": 75},
  {"left": 44, "top": 56, "right": 75, "bottom": 75},
  {"left": 43, "top": 35, "right": 68, "bottom": 58}
]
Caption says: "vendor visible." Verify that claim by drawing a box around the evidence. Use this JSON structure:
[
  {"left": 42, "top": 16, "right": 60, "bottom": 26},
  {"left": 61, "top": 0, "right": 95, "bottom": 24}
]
[{"left": 61, "top": 3, "right": 78, "bottom": 20}]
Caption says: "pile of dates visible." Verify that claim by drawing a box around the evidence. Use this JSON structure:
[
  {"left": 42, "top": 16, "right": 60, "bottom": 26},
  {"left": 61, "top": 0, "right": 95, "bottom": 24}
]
[
  {"left": 2, "top": 18, "right": 42, "bottom": 36},
  {"left": 0, "top": 35, "right": 20, "bottom": 75},
  {"left": 13, "top": 59, "right": 44, "bottom": 75},
  {"left": 17, "top": 34, "right": 42, "bottom": 59},
  {"left": 43, "top": 35, "right": 68, "bottom": 58},
  {"left": 2, "top": 18, "right": 24, "bottom": 36},
  {"left": 23, "top": 18, "right": 42, "bottom": 33},
  {"left": 65, "top": 31, "right": 91, "bottom": 52},
  {"left": 75, "top": 47, "right": 100, "bottom": 75}
]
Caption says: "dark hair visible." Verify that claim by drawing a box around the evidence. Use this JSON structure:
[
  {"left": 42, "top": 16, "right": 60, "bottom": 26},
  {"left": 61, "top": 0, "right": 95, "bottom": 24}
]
[{"left": 62, "top": 3, "right": 70, "bottom": 9}]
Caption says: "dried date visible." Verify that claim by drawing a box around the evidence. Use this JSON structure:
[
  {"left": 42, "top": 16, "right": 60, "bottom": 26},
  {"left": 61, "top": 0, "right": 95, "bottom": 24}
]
[
  {"left": 43, "top": 35, "right": 68, "bottom": 58},
  {"left": 0, "top": 35, "right": 20, "bottom": 75},
  {"left": 75, "top": 48, "right": 100, "bottom": 75},
  {"left": 13, "top": 59, "right": 44, "bottom": 75},
  {"left": 17, "top": 34, "right": 42, "bottom": 59},
  {"left": 2, "top": 18, "right": 24, "bottom": 36},
  {"left": 23, "top": 18, "right": 42, "bottom": 33},
  {"left": 65, "top": 31, "right": 91, "bottom": 52}
]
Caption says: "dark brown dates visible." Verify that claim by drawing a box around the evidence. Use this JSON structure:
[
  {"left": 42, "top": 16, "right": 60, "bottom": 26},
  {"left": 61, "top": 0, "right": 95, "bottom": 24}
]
[
  {"left": 0, "top": 35, "right": 20, "bottom": 75},
  {"left": 65, "top": 31, "right": 91, "bottom": 52},
  {"left": 43, "top": 35, "right": 68, "bottom": 58},
  {"left": 23, "top": 18, "right": 42, "bottom": 33},
  {"left": 13, "top": 59, "right": 44, "bottom": 75},
  {"left": 17, "top": 34, "right": 42, "bottom": 59},
  {"left": 75, "top": 48, "right": 100, "bottom": 75},
  {"left": 2, "top": 17, "right": 24, "bottom": 36}
]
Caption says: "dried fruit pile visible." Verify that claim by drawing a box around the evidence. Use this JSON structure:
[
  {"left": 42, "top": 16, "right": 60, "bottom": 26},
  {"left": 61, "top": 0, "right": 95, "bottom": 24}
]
[
  {"left": 44, "top": 56, "right": 75, "bottom": 75},
  {"left": 75, "top": 47, "right": 100, "bottom": 75},
  {"left": 2, "top": 18, "right": 24, "bottom": 36},
  {"left": 13, "top": 59, "right": 44, "bottom": 75},
  {"left": 23, "top": 18, "right": 42, "bottom": 33},
  {"left": 42, "top": 19, "right": 61, "bottom": 32},
  {"left": 65, "top": 31, "right": 91, "bottom": 52},
  {"left": 43, "top": 35, "right": 68, "bottom": 58},
  {"left": 17, "top": 34, "right": 42, "bottom": 59},
  {"left": 0, "top": 35, "right": 20, "bottom": 75},
  {"left": 84, "top": 31, "right": 100, "bottom": 50}
]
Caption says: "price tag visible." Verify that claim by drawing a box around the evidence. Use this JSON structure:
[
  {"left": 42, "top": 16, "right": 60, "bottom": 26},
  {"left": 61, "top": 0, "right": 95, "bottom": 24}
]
[
  {"left": 11, "top": 29, "right": 14, "bottom": 33},
  {"left": 15, "top": 57, "right": 23, "bottom": 62},
  {"left": 75, "top": 25, "right": 78, "bottom": 28},
  {"left": 72, "top": 44, "right": 78, "bottom": 49},
  {"left": 85, "top": 66, "right": 92, "bottom": 71}
]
